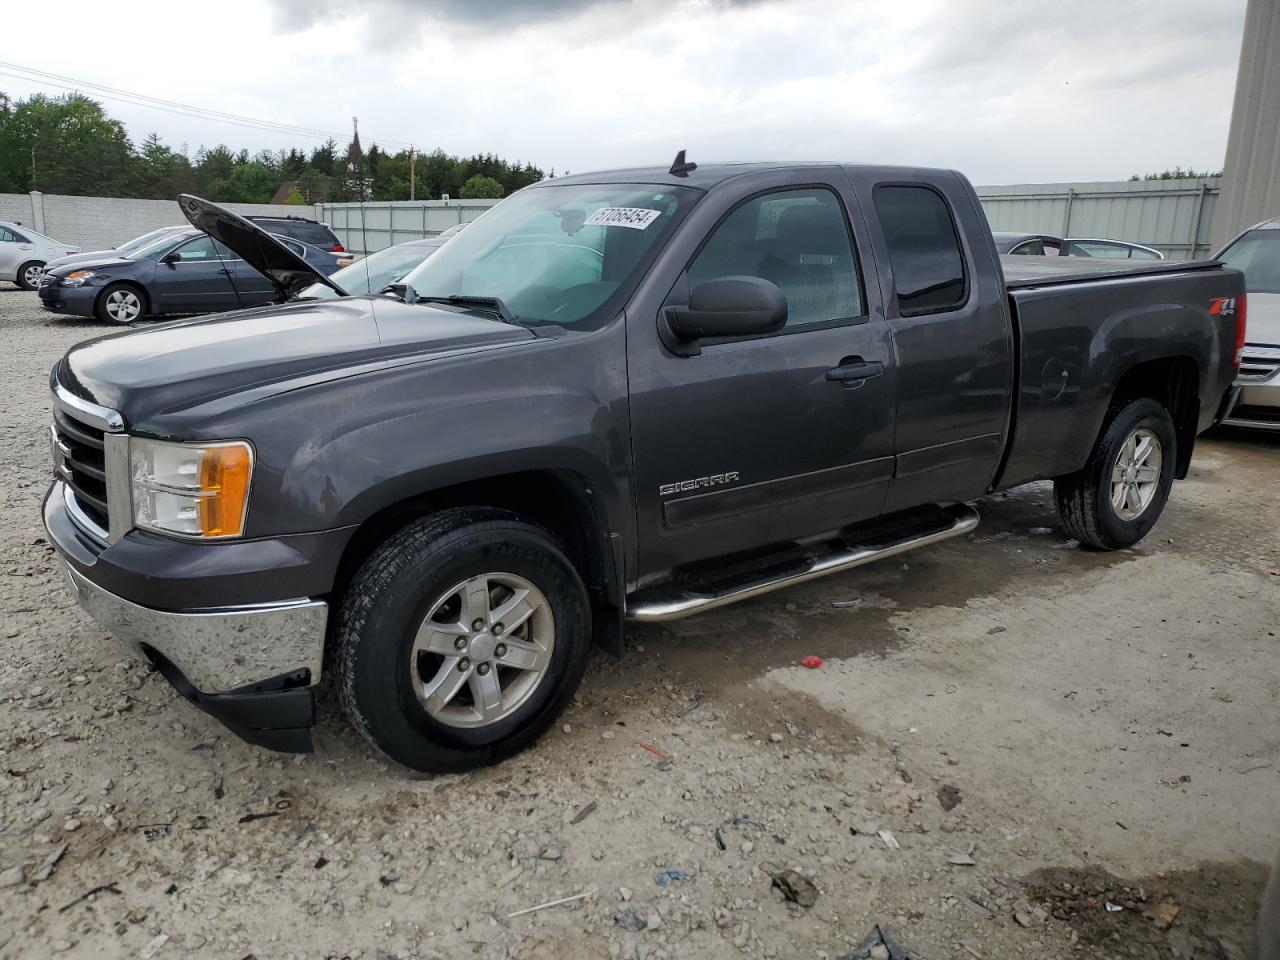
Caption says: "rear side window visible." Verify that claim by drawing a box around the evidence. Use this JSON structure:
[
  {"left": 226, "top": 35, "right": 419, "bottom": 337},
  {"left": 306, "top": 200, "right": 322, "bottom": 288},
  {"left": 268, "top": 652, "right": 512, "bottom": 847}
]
[
  {"left": 1010, "top": 239, "right": 1044, "bottom": 256},
  {"left": 687, "top": 187, "right": 864, "bottom": 329},
  {"left": 873, "top": 185, "right": 967, "bottom": 316},
  {"left": 0, "top": 226, "right": 29, "bottom": 243},
  {"left": 254, "top": 218, "right": 337, "bottom": 248}
]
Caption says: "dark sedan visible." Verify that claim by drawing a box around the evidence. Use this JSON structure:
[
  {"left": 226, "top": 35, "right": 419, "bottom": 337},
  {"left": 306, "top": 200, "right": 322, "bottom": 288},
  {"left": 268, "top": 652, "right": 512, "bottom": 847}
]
[{"left": 39, "top": 229, "right": 346, "bottom": 323}]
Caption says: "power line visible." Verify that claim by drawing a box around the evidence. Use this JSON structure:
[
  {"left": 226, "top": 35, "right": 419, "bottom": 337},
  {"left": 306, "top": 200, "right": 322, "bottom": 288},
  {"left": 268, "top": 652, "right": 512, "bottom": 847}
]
[{"left": 0, "top": 61, "right": 417, "bottom": 150}]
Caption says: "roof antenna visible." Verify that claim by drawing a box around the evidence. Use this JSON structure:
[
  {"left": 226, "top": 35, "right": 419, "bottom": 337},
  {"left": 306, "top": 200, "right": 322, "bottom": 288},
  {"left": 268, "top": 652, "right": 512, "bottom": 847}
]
[{"left": 669, "top": 149, "right": 697, "bottom": 177}]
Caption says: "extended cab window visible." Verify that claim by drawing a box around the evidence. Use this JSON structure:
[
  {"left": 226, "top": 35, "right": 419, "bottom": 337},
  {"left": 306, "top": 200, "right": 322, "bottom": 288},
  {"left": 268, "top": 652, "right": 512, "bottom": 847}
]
[
  {"left": 873, "top": 185, "right": 967, "bottom": 316},
  {"left": 687, "top": 188, "right": 863, "bottom": 329}
]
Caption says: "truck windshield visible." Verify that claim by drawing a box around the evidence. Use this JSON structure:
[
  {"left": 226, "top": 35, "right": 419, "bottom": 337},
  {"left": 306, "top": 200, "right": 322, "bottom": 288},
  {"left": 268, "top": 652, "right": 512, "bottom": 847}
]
[
  {"left": 398, "top": 183, "right": 698, "bottom": 329},
  {"left": 1218, "top": 229, "right": 1280, "bottom": 294}
]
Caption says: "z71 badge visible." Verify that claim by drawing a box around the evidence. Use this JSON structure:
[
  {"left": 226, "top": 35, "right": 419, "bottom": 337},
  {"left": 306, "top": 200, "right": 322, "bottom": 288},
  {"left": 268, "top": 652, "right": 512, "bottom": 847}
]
[{"left": 659, "top": 472, "right": 740, "bottom": 497}]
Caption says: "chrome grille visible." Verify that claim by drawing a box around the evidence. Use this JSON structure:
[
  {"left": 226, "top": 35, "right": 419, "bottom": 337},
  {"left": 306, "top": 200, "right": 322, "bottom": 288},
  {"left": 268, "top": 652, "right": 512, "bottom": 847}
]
[
  {"left": 1239, "top": 345, "right": 1280, "bottom": 382},
  {"left": 52, "top": 407, "right": 111, "bottom": 533}
]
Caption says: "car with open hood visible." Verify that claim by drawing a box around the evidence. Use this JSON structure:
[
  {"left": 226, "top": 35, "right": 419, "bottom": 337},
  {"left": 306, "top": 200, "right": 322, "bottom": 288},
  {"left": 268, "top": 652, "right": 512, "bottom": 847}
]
[
  {"left": 42, "top": 165, "right": 1243, "bottom": 772},
  {"left": 38, "top": 222, "right": 346, "bottom": 323}
]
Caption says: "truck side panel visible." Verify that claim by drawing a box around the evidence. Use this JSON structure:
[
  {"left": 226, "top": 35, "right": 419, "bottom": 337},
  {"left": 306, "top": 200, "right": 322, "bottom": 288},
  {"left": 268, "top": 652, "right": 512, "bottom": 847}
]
[{"left": 996, "top": 270, "right": 1240, "bottom": 490}]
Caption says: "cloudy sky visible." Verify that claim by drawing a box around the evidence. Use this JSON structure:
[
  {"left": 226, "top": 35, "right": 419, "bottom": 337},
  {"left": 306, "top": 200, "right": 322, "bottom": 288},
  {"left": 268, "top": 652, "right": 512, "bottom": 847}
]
[{"left": 0, "top": 0, "right": 1248, "bottom": 184}]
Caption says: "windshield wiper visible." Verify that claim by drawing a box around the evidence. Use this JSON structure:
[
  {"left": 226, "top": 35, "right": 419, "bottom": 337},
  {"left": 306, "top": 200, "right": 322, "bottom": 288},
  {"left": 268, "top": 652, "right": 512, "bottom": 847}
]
[{"left": 416, "top": 294, "right": 519, "bottom": 325}]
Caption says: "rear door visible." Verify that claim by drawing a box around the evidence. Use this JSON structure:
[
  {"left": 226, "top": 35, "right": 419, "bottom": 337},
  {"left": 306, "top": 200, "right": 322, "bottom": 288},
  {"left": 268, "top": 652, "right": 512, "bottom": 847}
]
[
  {"left": 153, "top": 235, "right": 240, "bottom": 312},
  {"left": 854, "top": 173, "right": 1014, "bottom": 512},
  {"left": 0, "top": 225, "right": 34, "bottom": 280},
  {"left": 627, "top": 169, "right": 897, "bottom": 579}
]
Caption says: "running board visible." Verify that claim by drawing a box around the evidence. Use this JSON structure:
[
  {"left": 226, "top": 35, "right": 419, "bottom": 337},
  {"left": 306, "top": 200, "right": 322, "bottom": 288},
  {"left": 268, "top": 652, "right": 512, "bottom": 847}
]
[{"left": 626, "top": 503, "right": 980, "bottom": 623}]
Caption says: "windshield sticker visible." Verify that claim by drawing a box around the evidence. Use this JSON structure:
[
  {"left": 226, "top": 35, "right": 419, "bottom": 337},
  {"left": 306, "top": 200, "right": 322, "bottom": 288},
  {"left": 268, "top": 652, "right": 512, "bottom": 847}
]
[{"left": 584, "top": 207, "right": 661, "bottom": 230}]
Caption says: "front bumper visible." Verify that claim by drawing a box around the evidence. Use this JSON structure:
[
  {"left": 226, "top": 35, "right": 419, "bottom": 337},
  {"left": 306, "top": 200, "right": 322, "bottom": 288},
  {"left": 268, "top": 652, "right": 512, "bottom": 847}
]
[
  {"left": 38, "top": 281, "right": 98, "bottom": 318},
  {"left": 1221, "top": 369, "right": 1280, "bottom": 431},
  {"left": 59, "top": 560, "right": 327, "bottom": 752}
]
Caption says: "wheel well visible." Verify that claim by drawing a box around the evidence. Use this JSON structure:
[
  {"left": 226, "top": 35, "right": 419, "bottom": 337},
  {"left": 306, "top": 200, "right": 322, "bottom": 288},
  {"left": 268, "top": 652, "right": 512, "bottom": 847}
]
[
  {"left": 330, "top": 469, "right": 619, "bottom": 628},
  {"left": 96, "top": 281, "right": 150, "bottom": 317},
  {"left": 1109, "top": 356, "right": 1199, "bottom": 478},
  {"left": 17, "top": 259, "right": 44, "bottom": 282}
]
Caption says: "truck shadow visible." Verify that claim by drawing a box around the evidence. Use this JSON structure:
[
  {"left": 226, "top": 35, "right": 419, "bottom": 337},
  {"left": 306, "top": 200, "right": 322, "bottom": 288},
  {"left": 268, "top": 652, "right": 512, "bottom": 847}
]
[{"left": 596, "top": 480, "right": 1139, "bottom": 695}]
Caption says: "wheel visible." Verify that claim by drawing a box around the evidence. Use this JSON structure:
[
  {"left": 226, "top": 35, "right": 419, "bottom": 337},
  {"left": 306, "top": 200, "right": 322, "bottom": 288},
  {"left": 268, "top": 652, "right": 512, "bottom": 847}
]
[
  {"left": 96, "top": 283, "right": 145, "bottom": 324},
  {"left": 335, "top": 507, "right": 591, "bottom": 772},
  {"left": 1054, "top": 397, "right": 1176, "bottom": 550},
  {"left": 16, "top": 261, "right": 44, "bottom": 291}
]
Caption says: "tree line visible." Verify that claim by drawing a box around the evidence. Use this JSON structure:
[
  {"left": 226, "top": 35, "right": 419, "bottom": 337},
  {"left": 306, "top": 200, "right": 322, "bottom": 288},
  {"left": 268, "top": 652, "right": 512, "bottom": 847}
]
[{"left": 0, "top": 92, "right": 546, "bottom": 203}]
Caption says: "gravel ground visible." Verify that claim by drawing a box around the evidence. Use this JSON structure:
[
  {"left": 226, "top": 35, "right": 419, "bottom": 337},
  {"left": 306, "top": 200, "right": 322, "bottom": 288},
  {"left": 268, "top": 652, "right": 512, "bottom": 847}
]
[{"left": 1, "top": 285, "right": 1278, "bottom": 960}]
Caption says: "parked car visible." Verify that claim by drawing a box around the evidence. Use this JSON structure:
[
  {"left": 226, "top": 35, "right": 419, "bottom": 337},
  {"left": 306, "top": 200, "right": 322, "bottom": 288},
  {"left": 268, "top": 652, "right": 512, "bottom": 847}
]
[
  {"left": 247, "top": 214, "right": 344, "bottom": 252},
  {"left": 1215, "top": 216, "right": 1279, "bottom": 430},
  {"left": 41, "top": 225, "right": 189, "bottom": 276},
  {"left": 993, "top": 232, "right": 1165, "bottom": 259},
  {"left": 43, "top": 165, "right": 1243, "bottom": 771},
  {"left": 0, "top": 220, "right": 81, "bottom": 290},
  {"left": 39, "top": 228, "right": 344, "bottom": 323},
  {"left": 298, "top": 224, "right": 468, "bottom": 300}
]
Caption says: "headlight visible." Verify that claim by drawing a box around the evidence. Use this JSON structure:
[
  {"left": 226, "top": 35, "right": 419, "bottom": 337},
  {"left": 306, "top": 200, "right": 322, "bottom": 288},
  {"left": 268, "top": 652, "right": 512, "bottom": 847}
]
[
  {"left": 130, "top": 439, "right": 254, "bottom": 538},
  {"left": 62, "top": 270, "right": 96, "bottom": 286}
]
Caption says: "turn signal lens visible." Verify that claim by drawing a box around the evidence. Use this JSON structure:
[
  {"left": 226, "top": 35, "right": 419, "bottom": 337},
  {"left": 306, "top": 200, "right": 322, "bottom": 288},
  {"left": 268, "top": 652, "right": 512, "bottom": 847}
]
[
  {"left": 130, "top": 439, "right": 254, "bottom": 539},
  {"left": 197, "top": 444, "right": 252, "bottom": 537}
]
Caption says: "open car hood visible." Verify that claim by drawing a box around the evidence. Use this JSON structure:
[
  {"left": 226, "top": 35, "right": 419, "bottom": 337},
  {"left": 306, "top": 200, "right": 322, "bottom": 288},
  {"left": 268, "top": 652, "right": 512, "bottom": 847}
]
[{"left": 177, "top": 194, "right": 347, "bottom": 300}]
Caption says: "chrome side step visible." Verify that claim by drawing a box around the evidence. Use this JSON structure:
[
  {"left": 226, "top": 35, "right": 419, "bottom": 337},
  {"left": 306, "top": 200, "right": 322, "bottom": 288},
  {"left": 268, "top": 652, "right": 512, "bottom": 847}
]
[{"left": 626, "top": 503, "right": 980, "bottom": 623}]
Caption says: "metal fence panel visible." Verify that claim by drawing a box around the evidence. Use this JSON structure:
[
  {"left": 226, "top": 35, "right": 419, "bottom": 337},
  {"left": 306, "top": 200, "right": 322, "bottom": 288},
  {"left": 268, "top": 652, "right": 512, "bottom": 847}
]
[
  {"left": 976, "top": 178, "right": 1221, "bottom": 259},
  {"left": 320, "top": 200, "right": 502, "bottom": 254}
]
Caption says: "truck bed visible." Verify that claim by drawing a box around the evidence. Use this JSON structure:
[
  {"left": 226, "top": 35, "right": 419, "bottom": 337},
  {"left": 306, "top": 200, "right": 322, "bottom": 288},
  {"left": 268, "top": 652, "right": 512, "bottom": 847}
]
[{"left": 1001, "top": 255, "right": 1224, "bottom": 289}]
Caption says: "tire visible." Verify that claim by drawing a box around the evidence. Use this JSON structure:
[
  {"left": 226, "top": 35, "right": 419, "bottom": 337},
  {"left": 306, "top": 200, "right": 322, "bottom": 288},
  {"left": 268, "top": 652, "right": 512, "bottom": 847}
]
[
  {"left": 95, "top": 283, "right": 146, "bottom": 324},
  {"left": 1054, "top": 397, "right": 1177, "bottom": 550},
  {"left": 16, "top": 261, "right": 44, "bottom": 291},
  {"left": 335, "top": 507, "right": 591, "bottom": 773}
]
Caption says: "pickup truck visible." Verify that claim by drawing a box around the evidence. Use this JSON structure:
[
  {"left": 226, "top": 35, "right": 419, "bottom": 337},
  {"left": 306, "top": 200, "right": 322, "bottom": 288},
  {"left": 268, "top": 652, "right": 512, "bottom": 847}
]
[{"left": 43, "top": 158, "right": 1246, "bottom": 772}]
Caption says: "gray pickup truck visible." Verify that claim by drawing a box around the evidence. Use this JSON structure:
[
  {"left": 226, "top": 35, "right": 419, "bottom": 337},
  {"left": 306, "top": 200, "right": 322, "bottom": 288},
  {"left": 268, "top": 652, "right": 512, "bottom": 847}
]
[{"left": 43, "top": 158, "right": 1245, "bottom": 771}]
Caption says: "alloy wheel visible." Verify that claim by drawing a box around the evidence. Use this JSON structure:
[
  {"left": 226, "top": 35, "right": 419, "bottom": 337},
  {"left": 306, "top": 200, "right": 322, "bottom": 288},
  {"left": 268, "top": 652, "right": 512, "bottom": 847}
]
[
  {"left": 410, "top": 572, "right": 555, "bottom": 728},
  {"left": 1110, "top": 427, "right": 1162, "bottom": 521},
  {"left": 105, "top": 289, "right": 142, "bottom": 323}
]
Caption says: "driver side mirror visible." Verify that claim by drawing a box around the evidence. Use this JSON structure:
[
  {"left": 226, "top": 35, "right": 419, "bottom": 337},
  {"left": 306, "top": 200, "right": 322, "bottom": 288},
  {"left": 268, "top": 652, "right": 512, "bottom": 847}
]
[
  {"left": 160, "top": 251, "right": 181, "bottom": 265},
  {"left": 664, "top": 276, "right": 787, "bottom": 350}
]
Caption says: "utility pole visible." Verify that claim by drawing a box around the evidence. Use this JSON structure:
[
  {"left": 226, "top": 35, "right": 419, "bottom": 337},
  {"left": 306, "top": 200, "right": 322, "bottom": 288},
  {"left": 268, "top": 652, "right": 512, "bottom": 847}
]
[
  {"left": 409, "top": 146, "right": 416, "bottom": 201},
  {"left": 31, "top": 146, "right": 36, "bottom": 190}
]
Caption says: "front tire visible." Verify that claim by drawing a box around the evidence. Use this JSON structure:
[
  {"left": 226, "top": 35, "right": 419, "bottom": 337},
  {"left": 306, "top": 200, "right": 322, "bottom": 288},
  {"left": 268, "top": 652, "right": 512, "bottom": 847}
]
[
  {"left": 1054, "top": 397, "right": 1176, "bottom": 550},
  {"left": 335, "top": 508, "right": 591, "bottom": 772},
  {"left": 16, "top": 260, "right": 44, "bottom": 291},
  {"left": 95, "top": 283, "right": 146, "bottom": 324}
]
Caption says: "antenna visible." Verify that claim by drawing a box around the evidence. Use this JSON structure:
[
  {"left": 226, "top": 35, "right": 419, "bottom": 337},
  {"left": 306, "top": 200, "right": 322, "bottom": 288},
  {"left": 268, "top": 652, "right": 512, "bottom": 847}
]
[{"left": 669, "top": 149, "right": 697, "bottom": 177}]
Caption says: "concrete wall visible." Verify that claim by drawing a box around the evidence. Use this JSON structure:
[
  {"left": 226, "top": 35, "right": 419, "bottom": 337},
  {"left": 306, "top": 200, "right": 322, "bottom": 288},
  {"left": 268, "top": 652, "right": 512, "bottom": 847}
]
[
  {"left": 320, "top": 200, "right": 502, "bottom": 254},
  {"left": 976, "top": 178, "right": 1221, "bottom": 259},
  {"left": 0, "top": 192, "right": 324, "bottom": 251},
  {"left": 1212, "top": 0, "right": 1280, "bottom": 249}
]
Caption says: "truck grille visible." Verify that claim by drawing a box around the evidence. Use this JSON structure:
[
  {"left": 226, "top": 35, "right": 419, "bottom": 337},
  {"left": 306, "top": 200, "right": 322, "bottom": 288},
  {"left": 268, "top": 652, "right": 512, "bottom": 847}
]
[
  {"left": 1239, "top": 345, "right": 1280, "bottom": 382},
  {"left": 53, "top": 407, "right": 111, "bottom": 532}
]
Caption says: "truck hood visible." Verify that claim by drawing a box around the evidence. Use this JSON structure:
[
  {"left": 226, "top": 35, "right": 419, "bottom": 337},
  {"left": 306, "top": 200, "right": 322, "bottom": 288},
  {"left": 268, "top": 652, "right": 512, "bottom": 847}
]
[
  {"left": 56, "top": 297, "right": 537, "bottom": 430},
  {"left": 177, "top": 194, "right": 346, "bottom": 300},
  {"left": 1246, "top": 292, "right": 1280, "bottom": 346}
]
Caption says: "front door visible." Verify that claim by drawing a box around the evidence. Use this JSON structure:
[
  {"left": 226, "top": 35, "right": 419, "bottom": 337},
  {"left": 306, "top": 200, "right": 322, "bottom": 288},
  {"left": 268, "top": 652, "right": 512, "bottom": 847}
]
[
  {"left": 154, "top": 236, "right": 241, "bottom": 313},
  {"left": 627, "top": 177, "right": 896, "bottom": 582}
]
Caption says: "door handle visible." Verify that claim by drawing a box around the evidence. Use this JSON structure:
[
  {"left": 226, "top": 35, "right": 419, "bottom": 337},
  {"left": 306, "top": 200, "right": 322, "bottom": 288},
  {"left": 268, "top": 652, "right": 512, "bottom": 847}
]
[
  {"left": 217, "top": 268, "right": 232, "bottom": 275},
  {"left": 826, "top": 359, "right": 884, "bottom": 383}
]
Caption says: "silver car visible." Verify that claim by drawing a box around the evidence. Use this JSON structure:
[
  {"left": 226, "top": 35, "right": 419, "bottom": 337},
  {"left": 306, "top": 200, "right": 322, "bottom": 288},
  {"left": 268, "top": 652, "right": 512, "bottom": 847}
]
[{"left": 1216, "top": 217, "right": 1280, "bottom": 431}]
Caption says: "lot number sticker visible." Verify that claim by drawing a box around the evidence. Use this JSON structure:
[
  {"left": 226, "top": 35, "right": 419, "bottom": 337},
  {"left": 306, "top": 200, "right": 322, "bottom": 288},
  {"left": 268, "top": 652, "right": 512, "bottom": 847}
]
[{"left": 585, "top": 207, "right": 661, "bottom": 230}]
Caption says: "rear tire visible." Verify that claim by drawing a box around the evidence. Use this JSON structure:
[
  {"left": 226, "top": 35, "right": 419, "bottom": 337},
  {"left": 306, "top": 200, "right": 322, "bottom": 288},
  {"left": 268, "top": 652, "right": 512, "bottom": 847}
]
[
  {"left": 16, "top": 260, "right": 44, "bottom": 291},
  {"left": 335, "top": 507, "right": 591, "bottom": 773},
  {"left": 1054, "top": 397, "right": 1176, "bottom": 550}
]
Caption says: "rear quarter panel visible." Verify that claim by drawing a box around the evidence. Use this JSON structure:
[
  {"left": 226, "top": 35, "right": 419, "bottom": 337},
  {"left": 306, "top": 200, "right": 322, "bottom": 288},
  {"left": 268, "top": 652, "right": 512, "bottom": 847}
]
[{"left": 996, "top": 267, "right": 1242, "bottom": 488}]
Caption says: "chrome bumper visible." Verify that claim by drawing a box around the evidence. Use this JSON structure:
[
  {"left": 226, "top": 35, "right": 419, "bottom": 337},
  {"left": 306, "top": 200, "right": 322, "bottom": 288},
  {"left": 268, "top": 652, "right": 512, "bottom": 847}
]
[
  {"left": 62, "top": 562, "right": 327, "bottom": 694},
  {"left": 1221, "top": 378, "right": 1280, "bottom": 431}
]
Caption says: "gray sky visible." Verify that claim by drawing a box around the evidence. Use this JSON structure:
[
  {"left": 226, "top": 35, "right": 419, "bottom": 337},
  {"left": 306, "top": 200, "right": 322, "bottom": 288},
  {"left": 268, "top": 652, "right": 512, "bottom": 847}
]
[{"left": 2, "top": 0, "right": 1248, "bottom": 184}]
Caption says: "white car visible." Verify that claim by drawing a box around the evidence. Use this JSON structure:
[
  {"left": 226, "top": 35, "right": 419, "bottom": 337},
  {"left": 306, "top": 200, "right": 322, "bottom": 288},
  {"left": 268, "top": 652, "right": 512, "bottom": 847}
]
[{"left": 0, "top": 220, "right": 81, "bottom": 290}]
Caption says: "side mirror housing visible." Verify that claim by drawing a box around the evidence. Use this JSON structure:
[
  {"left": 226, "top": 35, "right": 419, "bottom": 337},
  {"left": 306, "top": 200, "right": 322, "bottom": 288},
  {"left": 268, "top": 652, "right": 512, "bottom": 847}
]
[
  {"left": 664, "top": 276, "right": 787, "bottom": 346},
  {"left": 160, "top": 251, "right": 180, "bottom": 265}
]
